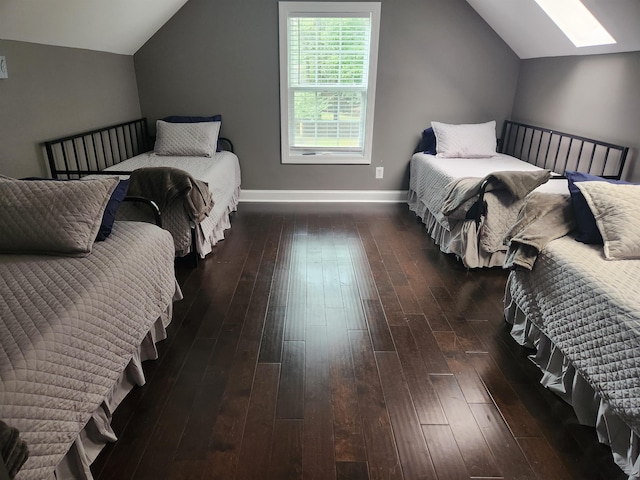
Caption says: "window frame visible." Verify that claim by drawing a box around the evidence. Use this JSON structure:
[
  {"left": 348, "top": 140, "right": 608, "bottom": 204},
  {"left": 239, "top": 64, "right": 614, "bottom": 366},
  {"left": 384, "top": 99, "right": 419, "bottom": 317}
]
[{"left": 278, "top": 1, "right": 381, "bottom": 165}]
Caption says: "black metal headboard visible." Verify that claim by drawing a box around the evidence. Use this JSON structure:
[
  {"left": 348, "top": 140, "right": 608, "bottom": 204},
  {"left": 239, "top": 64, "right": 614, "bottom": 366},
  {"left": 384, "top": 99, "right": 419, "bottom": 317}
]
[
  {"left": 44, "top": 118, "right": 235, "bottom": 179},
  {"left": 499, "top": 120, "right": 628, "bottom": 179},
  {"left": 45, "top": 118, "right": 151, "bottom": 179}
]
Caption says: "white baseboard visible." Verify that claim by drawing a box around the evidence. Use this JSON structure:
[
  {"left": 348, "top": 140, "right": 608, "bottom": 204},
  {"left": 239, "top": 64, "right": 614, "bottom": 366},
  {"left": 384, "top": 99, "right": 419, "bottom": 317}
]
[{"left": 239, "top": 189, "right": 409, "bottom": 203}]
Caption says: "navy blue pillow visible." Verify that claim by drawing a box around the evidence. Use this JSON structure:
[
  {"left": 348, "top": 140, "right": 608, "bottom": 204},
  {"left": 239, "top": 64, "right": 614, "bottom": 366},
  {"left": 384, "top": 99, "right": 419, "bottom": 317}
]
[
  {"left": 162, "top": 115, "right": 223, "bottom": 152},
  {"left": 96, "top": 179, "right": 129, "bottom": 241},
  {"left": 162, "top": 115, "right": 222, "bottom": 123},
  {"left": 414, "top": 127, "right": 437, "bottom": 155},
  {"left": 566, "top": 171, "right": 630, "bottom": 244}
]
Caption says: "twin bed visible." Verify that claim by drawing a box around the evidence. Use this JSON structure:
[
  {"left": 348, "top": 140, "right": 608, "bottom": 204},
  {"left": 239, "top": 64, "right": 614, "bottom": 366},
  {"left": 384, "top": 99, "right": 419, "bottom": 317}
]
[
  {"left": 0, "top": 116, "right": 241, "bottom": 479},
  {"left": 504, "top": 178, "right": 640, "bottom": 479},
  {"left": 505, "top": 236, "right": 640, "bottom": 478},
  {"left": 409, "top": 120, "right": 639, "bottom": 478},
  {"left": 0, "top": 176, "right": 180, "bottom": 479},
  {"left": 44, "top": 117, "right": 242, "bottom": 258},
  {"left": 408, "top": 119, "right": 628, "bottom": 268}
]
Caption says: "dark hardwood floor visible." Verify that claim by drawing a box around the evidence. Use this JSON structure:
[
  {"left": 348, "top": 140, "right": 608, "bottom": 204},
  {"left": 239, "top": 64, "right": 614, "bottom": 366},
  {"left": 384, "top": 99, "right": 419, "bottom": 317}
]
[{"left": 92, "top": 202, "right": 625, "bottom": 480}]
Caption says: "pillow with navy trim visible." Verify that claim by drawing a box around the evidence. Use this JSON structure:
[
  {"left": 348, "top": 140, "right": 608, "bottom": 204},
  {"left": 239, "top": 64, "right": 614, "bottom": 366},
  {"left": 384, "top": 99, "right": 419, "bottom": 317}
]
[
  {"left": 414, "top": 127, "right": 437, "bottom": 155},
  {"left": 565, "top": 171, "right": 632, "bottom": 244},
  {"left": 162, "top": 115, "right": 222, "bottom": 151},
  {"left": 0, "top": 175, "right": 118, "bottom": 256}
]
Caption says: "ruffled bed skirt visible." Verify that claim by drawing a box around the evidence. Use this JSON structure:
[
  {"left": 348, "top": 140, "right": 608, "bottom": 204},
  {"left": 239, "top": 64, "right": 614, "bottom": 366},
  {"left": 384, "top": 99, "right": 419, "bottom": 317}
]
[
  {"left": 194, "top": 185, "right": 240, "bottom": 259},
  {"left": 407, "top": 190, "right": 504, "bottom": 268},
  {"left": 504, "top": 285, "right": 640, "bottom": 480},
  {"left": 53, "top": 284, "right": 183, "bottom": 480}
]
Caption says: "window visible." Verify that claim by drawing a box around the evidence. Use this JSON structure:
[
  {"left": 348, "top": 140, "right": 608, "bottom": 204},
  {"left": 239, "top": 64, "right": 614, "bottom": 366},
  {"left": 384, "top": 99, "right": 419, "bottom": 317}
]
[{"left": 278, "top": 2, "right": 381, "bottom": 164}]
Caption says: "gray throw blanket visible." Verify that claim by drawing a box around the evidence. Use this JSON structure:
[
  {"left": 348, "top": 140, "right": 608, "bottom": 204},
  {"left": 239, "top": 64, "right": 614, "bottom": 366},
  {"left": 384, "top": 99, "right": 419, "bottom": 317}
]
[
  {"left": 0, "top": 421, "right": 28, "bottom": 479},
  {"left": 128, "top": 167, "right": 214, "bottom": 223},
  {"left": 442, "top": 169, "right": 552, "bottom": 216},
  {"left": 503, "top": 192, "right": 575, "bottom": 270}
]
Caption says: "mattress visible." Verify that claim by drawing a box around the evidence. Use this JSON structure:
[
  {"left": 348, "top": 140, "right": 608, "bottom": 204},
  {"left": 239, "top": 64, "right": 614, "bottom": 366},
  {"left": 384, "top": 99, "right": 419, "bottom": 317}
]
[
  {"left": 408, "top": 152, "right": 567, "bottom": 268},
  {"left": 0, "top": 221, "right": 177, "bottom": 480},
  {"left": 105, "top": 151, "right": 242, "bottom": 257}
]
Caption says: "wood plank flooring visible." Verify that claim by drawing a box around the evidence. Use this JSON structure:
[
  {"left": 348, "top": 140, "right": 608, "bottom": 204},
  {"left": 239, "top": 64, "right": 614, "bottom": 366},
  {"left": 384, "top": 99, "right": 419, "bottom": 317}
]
[{"left": 92, "top": 203, "right": 625, "bottom": 480}]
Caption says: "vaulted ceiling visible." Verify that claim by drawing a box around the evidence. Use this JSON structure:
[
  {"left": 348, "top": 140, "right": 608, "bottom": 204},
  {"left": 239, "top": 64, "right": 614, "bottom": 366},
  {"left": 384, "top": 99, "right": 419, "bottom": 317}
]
[
  {"left": 0, "top": 0, "right": 188, "bottom": 55},
  {"left": 0, "top": 0, "right": 638, "bottom": 58}
]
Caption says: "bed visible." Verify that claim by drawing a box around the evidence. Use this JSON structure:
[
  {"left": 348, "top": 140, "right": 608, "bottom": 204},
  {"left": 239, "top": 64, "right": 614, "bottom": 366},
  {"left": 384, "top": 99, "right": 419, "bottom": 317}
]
[
  {"left": 44, "top": 117, "right": 242, "bottom": 258},
  {"left": 0, "top": 176, "right": 181, "bottom": 479},
  {"left": 407, "top": 120, "right": 629, "bottom": 268},
  {"left": 504, "top": 179, "right": 640, "bottom": 479}
]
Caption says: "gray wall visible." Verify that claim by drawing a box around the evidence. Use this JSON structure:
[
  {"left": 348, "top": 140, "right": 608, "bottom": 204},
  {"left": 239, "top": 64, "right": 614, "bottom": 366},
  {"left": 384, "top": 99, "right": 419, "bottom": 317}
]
[
  {"left": 134, "top": 0, "right": 520, "bottom": 191},
  {"left": 0, "top": 40, "right": 141, "bottom": 179},
  {"left": 512, "top": 52, "right": 640, "bottom": 182}
]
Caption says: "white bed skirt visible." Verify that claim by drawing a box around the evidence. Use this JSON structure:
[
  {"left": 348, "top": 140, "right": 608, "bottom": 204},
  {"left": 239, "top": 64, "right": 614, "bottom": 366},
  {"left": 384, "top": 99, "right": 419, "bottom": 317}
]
[
  {"left": 407, "top": 190, "right": 504, "bottom": 269},
  {"left": 53, "top": 284, "right": 183, "bottom": 480},
  {"left": 504, "top": 284, "right": 640, "bottom": 480}
]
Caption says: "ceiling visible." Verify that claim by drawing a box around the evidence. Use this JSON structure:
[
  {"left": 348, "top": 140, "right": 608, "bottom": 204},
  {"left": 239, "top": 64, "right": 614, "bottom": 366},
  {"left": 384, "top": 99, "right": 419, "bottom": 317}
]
[
  {"left": 466, "top": 0, "right": 640, "bottom": 59},
  {"left": 0, "top": 0, "right": 638, "bottom": 58},
  {"left": 0, "top": 0, "right": 188, "bottom": 55}
]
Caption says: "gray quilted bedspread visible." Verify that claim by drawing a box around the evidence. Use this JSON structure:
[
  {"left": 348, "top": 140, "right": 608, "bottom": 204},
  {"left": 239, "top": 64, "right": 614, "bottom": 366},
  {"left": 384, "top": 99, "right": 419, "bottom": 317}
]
[
  {"left": 105, "top": 151, "right": 241, "bottom": 255},
  {"left": 509, "top": 236, "right": 640, "bottom": 432},
  {"left": 409, "top": 153, "right": 558, "bottom": 253},
  {"left": 0, "top": 221, "right": 177, "bottom": 479}
]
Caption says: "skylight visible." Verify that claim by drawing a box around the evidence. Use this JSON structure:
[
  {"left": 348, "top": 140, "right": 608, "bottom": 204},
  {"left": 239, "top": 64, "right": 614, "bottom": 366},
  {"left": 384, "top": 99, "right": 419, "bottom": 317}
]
[{"left": 534, "top": 0, "right": 616, "bottom": 47}]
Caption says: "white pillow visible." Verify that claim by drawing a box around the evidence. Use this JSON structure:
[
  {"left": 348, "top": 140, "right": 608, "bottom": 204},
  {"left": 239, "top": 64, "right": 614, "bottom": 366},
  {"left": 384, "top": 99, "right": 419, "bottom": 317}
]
[
  {"left": 153, "top": 120, "right": 221, "bottom": 157},
  {"left": 575, "top": 181, "right": 640, "bottom": 260},
  {"left": 431, "top": 120, "right": 497, "bottom": 158}
]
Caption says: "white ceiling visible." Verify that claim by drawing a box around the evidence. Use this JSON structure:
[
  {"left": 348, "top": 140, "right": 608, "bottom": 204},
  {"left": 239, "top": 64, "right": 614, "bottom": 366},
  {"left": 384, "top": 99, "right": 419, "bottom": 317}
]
[
  {"left": 0, "top": 0, "right": 188, "bottom": 55},
  {"left": 0, "top": 0, "right": 638, "bottom": 58},
  {"left": 466, "top": 0, "right": 640, "bottom": 59}
]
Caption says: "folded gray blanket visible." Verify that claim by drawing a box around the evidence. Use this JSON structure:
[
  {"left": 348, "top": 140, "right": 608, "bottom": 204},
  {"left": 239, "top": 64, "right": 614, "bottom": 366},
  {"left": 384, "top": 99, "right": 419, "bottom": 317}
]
[
  {"left": 442, "top": 169, "right": 552, "bottom": 216},
  {"left": 128, "top": 167, "right": 214, "bottom": 223},
  {"left": 503, "top": 192, "right": 575, "bottom": 270},
  {"left": 0, "top": 420, "right": 28, "bottom": 479}
]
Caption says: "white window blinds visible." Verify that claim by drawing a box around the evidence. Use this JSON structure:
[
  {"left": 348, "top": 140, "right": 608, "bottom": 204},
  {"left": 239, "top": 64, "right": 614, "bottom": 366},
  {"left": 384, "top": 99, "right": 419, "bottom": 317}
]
[{"left": 279, "top": 2, "right": 381, "bottom": 164}]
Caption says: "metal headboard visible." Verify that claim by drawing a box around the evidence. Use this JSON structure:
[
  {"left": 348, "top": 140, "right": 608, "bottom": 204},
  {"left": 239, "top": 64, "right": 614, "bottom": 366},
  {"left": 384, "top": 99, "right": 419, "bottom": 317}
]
[
  {"left": 45, "top": 118, "right": 151, "bottom": 179},
  {"left": 44, "top": 118, "right": 235, "bottom": 179},
  {"left": 499, "top": 120, "right": 628, "bottom": 179}
]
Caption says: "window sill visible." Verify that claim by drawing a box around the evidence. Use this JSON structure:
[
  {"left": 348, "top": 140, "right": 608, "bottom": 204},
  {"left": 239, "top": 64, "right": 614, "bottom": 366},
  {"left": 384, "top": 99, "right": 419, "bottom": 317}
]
[{"left": 282, "top": 153, "right": 371, "bottom": 165}]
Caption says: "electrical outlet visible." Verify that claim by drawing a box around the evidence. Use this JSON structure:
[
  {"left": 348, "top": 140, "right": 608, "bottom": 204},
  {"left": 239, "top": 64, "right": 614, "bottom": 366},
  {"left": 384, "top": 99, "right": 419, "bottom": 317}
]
[{"left": 375, "top": 167, "right": 384, "bottom": 179}]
